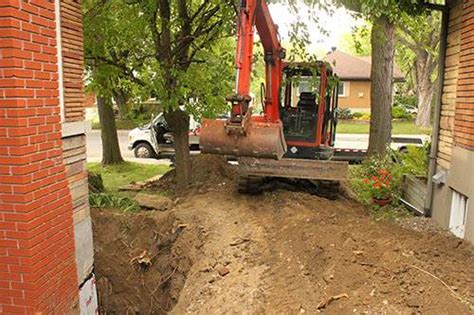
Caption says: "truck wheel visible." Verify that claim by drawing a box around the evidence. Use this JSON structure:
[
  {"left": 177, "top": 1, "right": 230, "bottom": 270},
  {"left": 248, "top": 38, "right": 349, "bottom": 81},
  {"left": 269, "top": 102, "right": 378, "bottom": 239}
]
[{"left": 134, "top": 143, "right": 156, "bottom": 159}]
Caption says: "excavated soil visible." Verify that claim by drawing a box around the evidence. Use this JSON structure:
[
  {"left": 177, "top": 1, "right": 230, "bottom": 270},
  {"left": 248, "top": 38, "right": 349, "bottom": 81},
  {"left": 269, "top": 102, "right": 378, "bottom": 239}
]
[{"left": 92, "top": 154, "right": 474, "bottom": 314}]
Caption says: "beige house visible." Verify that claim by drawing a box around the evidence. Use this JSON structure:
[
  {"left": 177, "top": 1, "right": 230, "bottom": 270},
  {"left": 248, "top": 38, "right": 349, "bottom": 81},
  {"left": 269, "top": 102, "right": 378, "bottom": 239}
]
[
  {"left": 324, "top": 50, "right": 405, "bottom": 113},
  {"left": 428, "top": 0, "right": 474, "bottom": 243}
]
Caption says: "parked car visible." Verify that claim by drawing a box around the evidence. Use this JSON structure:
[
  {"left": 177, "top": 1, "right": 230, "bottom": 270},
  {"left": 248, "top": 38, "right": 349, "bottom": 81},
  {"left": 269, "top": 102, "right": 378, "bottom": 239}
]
[{"left": 128, "top": 113, "right": 200, "bottom": 159}]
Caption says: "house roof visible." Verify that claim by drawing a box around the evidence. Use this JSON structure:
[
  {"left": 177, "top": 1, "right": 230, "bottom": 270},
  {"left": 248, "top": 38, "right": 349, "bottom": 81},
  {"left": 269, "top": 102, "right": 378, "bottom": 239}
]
[{"left": 323, "top": 50, "right": 405, "bottom": 82}]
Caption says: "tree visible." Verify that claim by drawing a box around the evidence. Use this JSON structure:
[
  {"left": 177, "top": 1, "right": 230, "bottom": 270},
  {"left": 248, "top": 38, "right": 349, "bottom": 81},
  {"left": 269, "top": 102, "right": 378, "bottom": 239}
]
[
  {"left": 340, "top": 1, "right": 429, "bottom": 155},
  {"left": 83, "top": 0, "right": 149, "bottom": 165},
  {"left": 276, "top": 0, "right": 427, "bottom": 156},
  {"left": 397, "top": 12, "right": 440, "bottom": 128},
  {"left": 127, "top": 0, "right": 234, "bottom": 188},
  {"left": 97, "top": 96, "right": 124, "bottom": 164},
  {"left": 368, "top": 15, "right": 395, "bottom": 155},
  {"left": 339, "top": 23, "right": 372, "bottom": 56}
]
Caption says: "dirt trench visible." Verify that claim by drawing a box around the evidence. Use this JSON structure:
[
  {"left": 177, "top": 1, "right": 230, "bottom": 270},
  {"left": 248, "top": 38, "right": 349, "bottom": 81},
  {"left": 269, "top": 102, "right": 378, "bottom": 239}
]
[{"left": 92, "top": 155, "right": 474, "bottom": 314}]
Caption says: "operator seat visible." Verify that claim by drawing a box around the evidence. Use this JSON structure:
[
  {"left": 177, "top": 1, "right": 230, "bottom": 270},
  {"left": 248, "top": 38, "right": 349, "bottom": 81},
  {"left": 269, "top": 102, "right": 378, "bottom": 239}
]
[{"left": 297, "top": 92, "right": 317, "bottom": 110}]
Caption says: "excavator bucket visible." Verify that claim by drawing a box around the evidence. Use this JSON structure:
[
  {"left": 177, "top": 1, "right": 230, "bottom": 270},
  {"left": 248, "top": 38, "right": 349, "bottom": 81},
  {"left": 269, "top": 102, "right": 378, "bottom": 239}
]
[{"left": 199, "top": 118, "right": 287, "bottom": 160}]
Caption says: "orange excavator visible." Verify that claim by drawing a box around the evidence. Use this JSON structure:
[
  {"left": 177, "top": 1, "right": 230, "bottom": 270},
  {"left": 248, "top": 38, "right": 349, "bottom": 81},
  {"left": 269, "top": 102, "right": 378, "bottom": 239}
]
[{"left": 200, "top": 0, "right": 348, "bottom": 198}]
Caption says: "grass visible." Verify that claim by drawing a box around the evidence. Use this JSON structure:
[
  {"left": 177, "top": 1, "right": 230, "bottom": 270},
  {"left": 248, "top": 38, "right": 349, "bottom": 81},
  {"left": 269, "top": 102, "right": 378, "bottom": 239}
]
[
  {"left": 91, "top": 118, "right": 140, "bottom": 130},
  {"left": 87, "top": 162, "right": 170, "bottom": 193},
  {"left": 337, "top": 120, "right": 432, "bottom": 135}
]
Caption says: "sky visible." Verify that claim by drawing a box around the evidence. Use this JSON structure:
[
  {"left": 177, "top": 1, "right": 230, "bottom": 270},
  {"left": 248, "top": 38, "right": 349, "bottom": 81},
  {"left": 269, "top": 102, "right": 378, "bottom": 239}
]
[{"left": 268, "top": 3, "right": 363, "bottom": 57}]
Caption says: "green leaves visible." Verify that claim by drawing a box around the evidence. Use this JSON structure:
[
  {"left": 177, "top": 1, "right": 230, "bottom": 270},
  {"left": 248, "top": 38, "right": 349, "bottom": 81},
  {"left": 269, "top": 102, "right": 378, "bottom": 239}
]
[
  {"left": 89, "top": 193, "right": 140, "bottom": 212},
  {"left": 83, "top": 0, "right": 237, "bottom": 118}
]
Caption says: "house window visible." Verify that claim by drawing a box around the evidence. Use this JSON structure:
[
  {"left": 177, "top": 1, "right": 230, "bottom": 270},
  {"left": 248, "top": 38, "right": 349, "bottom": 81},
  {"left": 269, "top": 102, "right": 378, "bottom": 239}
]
[
  {"left": 338, "top": 81, "right": 349, "bottom": 98},
  {"left": 449, "top": 190, "right": 469, "bottom": 239}
]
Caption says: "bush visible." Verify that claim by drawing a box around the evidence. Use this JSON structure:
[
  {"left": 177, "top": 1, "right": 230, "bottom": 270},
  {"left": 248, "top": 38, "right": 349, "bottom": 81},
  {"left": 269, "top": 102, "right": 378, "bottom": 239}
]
[
  {"left": 89, "top": 193, "right": 139, "bottom": 212},
  {"left": 393, "top": 94, "right": 417, "bottom": 108},
  {"left": 349, "top": 152, "right": 405, "bottom": 206},
  {"left": 395, "top": 144, "right": 430, "bottom": 178},
  {"left": 350, "top": 145, "right": 431, "bottom": 208},
  {"left": 392, "top": 106, "right": 413, "bottom": 119},
  {"left": 353, "top": 113, "right": 371, "bottom": 121},
  {"left": 352, "top": 112, "right": 364, "bottom": 119},
  {"left": 337, "top": 108, "right": 353, "bottom": 120}
]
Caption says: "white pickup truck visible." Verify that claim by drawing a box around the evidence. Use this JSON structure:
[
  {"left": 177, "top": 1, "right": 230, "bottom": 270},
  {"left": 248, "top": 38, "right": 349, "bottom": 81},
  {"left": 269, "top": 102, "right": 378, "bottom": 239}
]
[{"left": 127, "top": 113, "right": 200, "bottom": 159}]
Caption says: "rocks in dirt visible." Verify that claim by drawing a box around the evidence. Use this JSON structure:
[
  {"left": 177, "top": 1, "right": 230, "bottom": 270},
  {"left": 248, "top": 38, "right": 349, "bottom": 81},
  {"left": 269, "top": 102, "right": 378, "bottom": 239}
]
[
  {"left": 216, "top": 266, "right": 230, "bottom": 277},
  {"left": 229, "top": 237, "right": 250, "bottom": 246},
  {"left": 134, "top": 193, "right": 172, "bottom": 211},
  {"left": 406, "top": 296, "right": 422, "bottom": 308},
  {"left": 120, "top": 175, "right": 163, "bottom": 192}
]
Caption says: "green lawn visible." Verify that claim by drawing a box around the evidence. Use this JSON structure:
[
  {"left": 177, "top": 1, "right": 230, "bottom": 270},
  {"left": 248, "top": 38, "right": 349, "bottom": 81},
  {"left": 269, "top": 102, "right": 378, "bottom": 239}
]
[
  {"left": 337, "top": 120, "right": 432, "bottom": 135},
  {"left": 87, "top": 162, "right": 170, "bottom": 193},
  {"left": 91, "top": 118, "right": 140, "bottom": 130}
]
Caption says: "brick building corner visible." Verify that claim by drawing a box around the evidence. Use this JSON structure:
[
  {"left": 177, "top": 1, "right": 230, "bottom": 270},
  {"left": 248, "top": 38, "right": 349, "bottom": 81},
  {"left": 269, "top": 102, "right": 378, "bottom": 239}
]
[{"left": 0, "top": 0, "right": 95, "bottom": 312}]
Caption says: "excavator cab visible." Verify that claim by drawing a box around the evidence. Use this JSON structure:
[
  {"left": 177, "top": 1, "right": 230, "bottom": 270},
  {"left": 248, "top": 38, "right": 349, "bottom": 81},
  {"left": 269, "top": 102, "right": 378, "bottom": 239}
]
[{"left": 279, "top": 62, "right": 338, "bottom": 160}]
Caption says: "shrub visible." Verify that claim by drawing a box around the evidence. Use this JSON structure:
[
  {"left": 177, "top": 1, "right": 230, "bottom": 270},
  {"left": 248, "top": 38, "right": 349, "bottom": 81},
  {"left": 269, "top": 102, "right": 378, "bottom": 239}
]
[
  {"left": 337, "top": 108, "right": 353, "bottom": 120},
  {"left": 392, "top": 106, "right": 413, "bottom": 119},
  {"left": 89, "top": 193, "right": 139, "bottom": 212},
  {"left": 393, "top": 94, "right": 417, "bottom": 108},
  {"left": 349, "top": 152, "right": 404, "bottom": 205},
  {"left": 352, "top": 112, "right": 364, "bottom": 118},
  {"left": 353, "top": 113, "right": 371, "bottom": 121},
  {"left": 362, "top": 169, "right": 393, "bottom": 200},
  {"left": 395, "top": 144, "right": 430, "bottom": 178},
  {"left": 350, "top": 145, "right": 431, "bottom": 208}
]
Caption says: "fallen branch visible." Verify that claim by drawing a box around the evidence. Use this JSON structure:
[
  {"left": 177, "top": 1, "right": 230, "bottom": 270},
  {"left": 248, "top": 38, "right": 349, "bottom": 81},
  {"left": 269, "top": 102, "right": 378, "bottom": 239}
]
[
  {"left": 408, "top": 264, "right": 469, "bottom": 305},
  {"left": 150, "top": 266, "right": 179, "bottom": 297},
  {"left": 316, "top": 293, "right": 348, "bottom": 309}
]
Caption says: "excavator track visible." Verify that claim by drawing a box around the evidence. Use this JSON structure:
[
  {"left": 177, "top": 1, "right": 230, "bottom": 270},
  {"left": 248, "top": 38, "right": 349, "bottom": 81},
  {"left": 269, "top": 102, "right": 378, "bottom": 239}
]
[
  {"left": 237, "top": 157, "right": 346, "bottom": 199},
  {"left": 238, "top": 175, "right": 266, "bottom": 195},
  {"left": 238, "top": 176, "right": 341, "bottom": 200},
  {"left": 309, "top": 180, "right": 340, "bottom": 200}
]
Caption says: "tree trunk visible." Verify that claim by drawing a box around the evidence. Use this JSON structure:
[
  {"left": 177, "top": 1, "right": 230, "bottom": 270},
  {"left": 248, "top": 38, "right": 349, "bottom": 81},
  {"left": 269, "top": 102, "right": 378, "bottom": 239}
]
[
  {"left": 97, "top": 96, "right": 124, "bottom": 165},
  {"left": 368, "top": 16, "right": 395, "bottom": 156},
  {"left": 415, "top": 52, "right": 434, "bottom": 128},
  {"left": 164, "top": 108, "right": 191, "bottom": 189},
  {"left": 112, "top": 90, "right": 129, "bottom": 119}
]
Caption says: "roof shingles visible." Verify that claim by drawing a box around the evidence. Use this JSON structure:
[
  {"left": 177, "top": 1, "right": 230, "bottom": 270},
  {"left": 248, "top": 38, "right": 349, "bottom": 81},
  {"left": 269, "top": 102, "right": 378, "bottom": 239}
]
[{"left": 324, "top": 50, "right": 405, "bottom": 82}]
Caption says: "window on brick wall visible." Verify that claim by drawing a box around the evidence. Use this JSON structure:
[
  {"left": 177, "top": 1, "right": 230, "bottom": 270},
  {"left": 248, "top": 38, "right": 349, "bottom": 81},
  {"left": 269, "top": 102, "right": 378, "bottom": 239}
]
[{"left": 449, "top": 190, "right": 469, "bottom": 239}]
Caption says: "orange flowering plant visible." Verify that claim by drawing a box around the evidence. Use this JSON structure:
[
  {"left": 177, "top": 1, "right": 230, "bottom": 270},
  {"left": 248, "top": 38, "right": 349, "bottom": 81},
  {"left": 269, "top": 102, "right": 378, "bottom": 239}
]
[{"left": 363, "top": 169, "right": 393, "bottom": 200}]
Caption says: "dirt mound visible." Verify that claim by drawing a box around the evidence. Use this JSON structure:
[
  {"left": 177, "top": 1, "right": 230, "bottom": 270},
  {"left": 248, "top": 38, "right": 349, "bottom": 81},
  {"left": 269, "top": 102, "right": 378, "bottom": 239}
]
[
  {"left": 169, "top": 190, "right": 474, "bottom": 314},
  {"left": 91, "top": 209, "right": 202, "bottom": 314},
  {"left": 149, "top": 154, "right": 237, "bottom": 193},
  {"left": 92, "top": 156, "right": 473, "bottom": 313}
]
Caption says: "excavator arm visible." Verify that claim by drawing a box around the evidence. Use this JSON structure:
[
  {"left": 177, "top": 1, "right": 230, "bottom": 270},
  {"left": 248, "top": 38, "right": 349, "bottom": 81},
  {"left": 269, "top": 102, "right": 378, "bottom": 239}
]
[
  {"left": 200, "top": 0, "right": 287, "bottom": 159},
  {"left": 231, "top": 0, "right": 285, "bottom": 123}
]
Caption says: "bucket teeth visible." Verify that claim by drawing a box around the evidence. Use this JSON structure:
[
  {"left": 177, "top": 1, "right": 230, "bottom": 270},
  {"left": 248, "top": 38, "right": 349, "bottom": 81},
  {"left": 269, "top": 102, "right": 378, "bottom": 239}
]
[{"left": 199, "top": 118, "right": 287, "bottom": 160}]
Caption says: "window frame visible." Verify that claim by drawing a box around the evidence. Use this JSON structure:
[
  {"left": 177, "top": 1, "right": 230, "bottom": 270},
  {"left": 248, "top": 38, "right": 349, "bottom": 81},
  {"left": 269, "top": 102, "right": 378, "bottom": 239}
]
[{"left": 338, "top": 81, "right": 350, "bottom": 98}]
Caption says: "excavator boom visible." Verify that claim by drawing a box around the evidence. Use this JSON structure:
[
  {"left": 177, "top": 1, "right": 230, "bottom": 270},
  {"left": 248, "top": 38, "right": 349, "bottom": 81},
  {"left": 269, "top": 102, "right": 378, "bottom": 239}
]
[{"left": 199, "top": 0, "right": 287, "bottom": 159}]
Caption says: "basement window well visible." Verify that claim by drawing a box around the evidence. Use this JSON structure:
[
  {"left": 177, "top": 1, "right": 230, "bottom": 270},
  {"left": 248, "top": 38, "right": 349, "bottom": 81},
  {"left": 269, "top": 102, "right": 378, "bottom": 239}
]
[{"left": 449, "top": 190, "right": 469, "bottom": 239}]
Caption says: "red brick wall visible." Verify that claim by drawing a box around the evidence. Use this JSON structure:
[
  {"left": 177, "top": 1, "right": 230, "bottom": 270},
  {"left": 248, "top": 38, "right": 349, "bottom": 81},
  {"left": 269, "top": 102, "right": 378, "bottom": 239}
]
[
  {"left": 0, "top": 0, "right": 79, "bottom": 313},
  {"left": 455, "top": 0, "right": 474, "bottom": 150}
]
